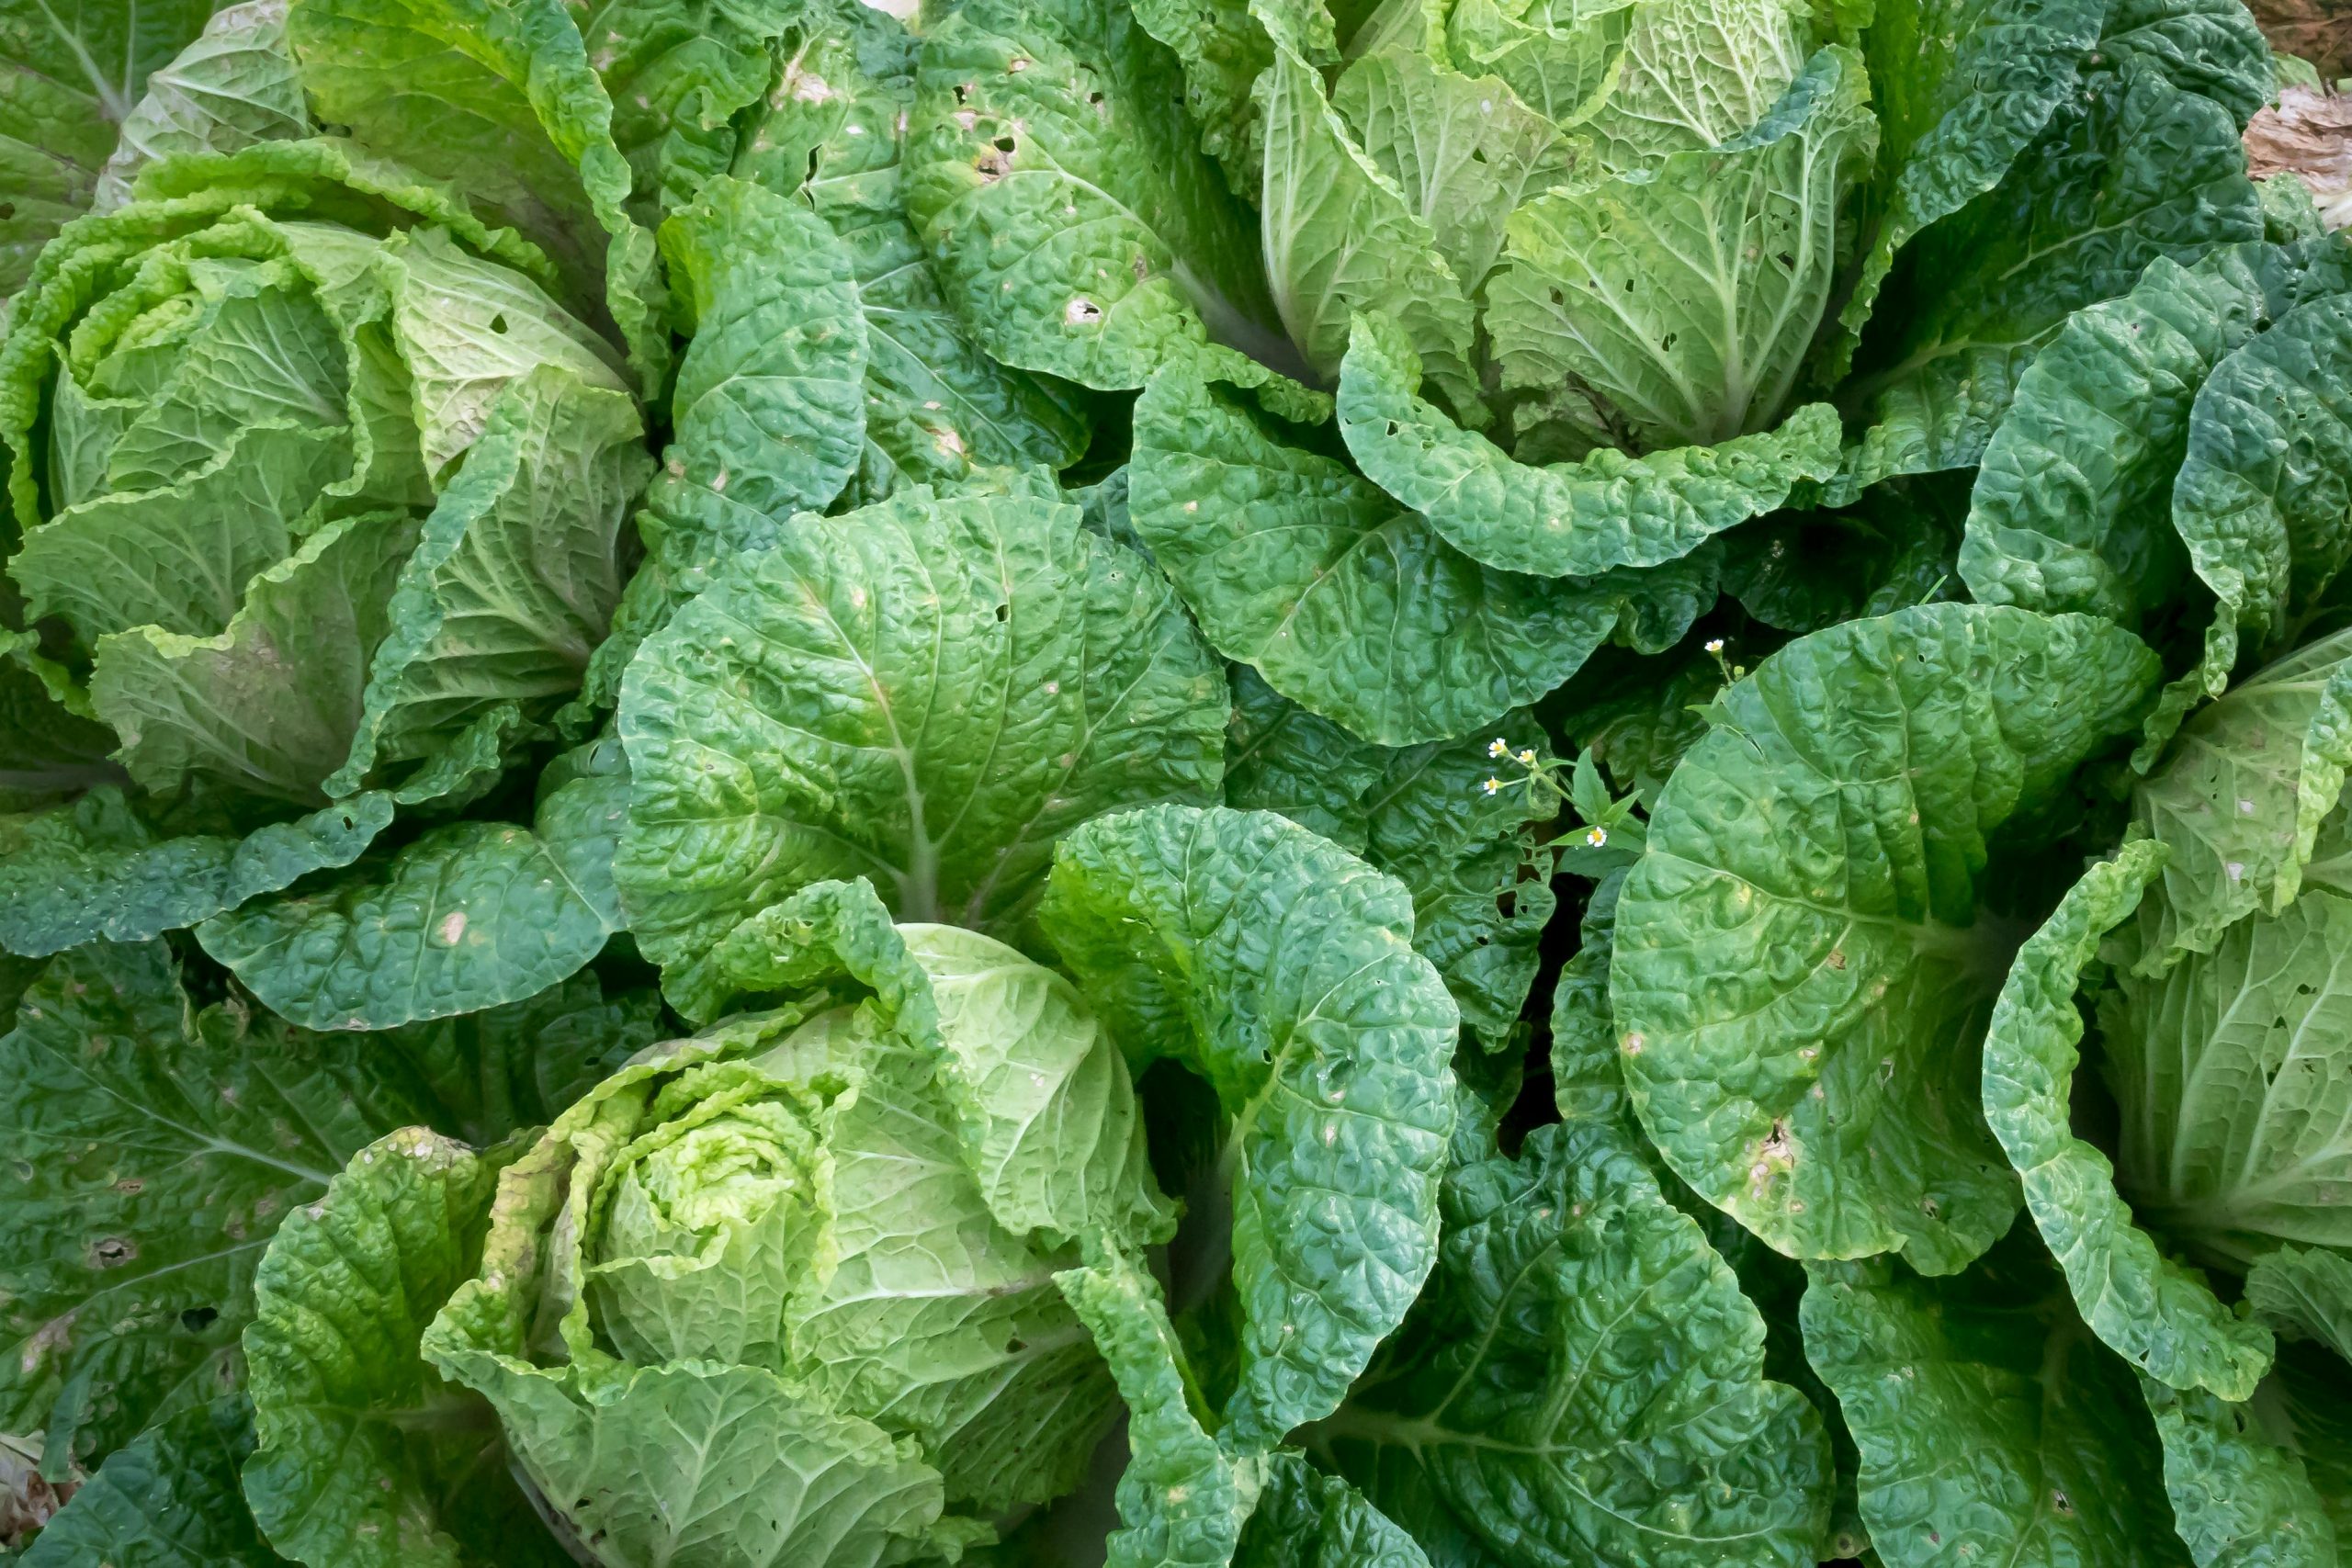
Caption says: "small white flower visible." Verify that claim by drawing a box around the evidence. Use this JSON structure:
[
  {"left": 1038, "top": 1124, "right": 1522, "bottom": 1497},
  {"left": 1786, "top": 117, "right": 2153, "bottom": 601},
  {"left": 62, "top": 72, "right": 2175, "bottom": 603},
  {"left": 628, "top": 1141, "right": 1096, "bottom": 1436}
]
[
  {"left": 1488, "top": 738, "right": 1510, "bottom": 757},
  {"left": 1517, "top": 748, "right": 1538, "bottom": 766},
  {"left": 1482, "top": 777, "right": 1502, "bottom": 795},
  {"left": 1704, "top": 637, "right": 1726, "bottom": 654},
  {"left": 1584, "top": 826, "right": 1609, "bottom": 847}
]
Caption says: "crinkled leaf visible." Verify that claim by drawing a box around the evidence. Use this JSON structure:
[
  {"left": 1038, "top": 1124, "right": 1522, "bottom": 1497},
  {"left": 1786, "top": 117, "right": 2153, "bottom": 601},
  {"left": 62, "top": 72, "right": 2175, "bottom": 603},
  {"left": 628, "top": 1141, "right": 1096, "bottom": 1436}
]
[
  {"left": 1979, "top": 840, "right": 2277, "bottom": 1398},
  {"left": 1057, "top": 1246, "right": 1261, "bottom": 1568},
  {"left": 0, "top": 787, "right": 394, "bottom": 957},
  {"left": 1314, "top": 1116, "right": 1833, "bottom": 1568},
  {"left": 1131, "top": 367, "right": 1633, "bottom": 746},
  {"left": 199, "top": 740, "right": 629, "bottom": 1030},
  {"left": 905, "top": 0, "right": 1289, "bottom": 389},
  {"left": 1237, "top": 1450, "right": 1430, "bottom": 1568},
  {"left": 243, "top": 1128, "right": 560, "bottom": 1568},
  {"left": 2155, "top": 292, "right": 2352, "bottom": 747},
  {"left": 1222, "top": 662, "right": 1384, "bottom": 853},
  {"left": 1611, "top": 604, "right": 2163, "bottom": 1272},
  {"left": 1338, "top": 313, "right": 1844, "bottom": 578},
  {"left": 1838, "top": 54, "right": 2262, "bottom": 496},
  {"left": 730, "top": 5, "right": 1091, "bottom": 498},
  {"left": 657, "top": 174, "right": 867, "bottom": 520},
  {"left": 1954, "top": 242, "right": 2352, "bottom": 626},
  {"left": 616, "top": 483, "right": 1227, "bottom": 1020},
  {"left": 1801, "top": 1231, "right": 2193, "bottom": 1568},
  {"left": 2096, "top": 0, "right": 2273, "bottom": 127},
  {"left": 2143, "top": 1371, "right": 2344, "bottom": 1568},
  {"left": 1040, "top": 805, "right": 1458, "bottom": 1450},
  {"left": 565, "top": 0, "right": 780, "bottom": 220},
  {"left": 1219, "top": 671, "right": 1561, "bottom": 1048},
  {"left": 1829, "top": 0, "right": 2106, "bottom": 376}
]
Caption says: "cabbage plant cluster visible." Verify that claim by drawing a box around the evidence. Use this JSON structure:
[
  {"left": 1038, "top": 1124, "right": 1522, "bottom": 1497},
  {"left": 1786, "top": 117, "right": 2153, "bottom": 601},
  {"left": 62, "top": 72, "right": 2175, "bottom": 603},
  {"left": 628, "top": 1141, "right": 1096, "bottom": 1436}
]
[{"left": 0, "top": 0, "right": 2348, "bottom": 1563}]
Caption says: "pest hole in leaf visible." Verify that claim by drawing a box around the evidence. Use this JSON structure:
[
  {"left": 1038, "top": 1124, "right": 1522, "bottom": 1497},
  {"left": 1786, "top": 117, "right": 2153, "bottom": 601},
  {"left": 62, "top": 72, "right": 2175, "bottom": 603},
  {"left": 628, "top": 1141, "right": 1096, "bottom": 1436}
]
[
  {"left": 994, "top": 135, "right": 1016, "bottom": 152},
  {"left": 181, "top": 1305, "right": 219, "bottom": 1333},
  {"left": 1006, "top": 1337, "right": 1026, "bottom": 1354},
  {"left": 1777, "top": 252, "right": 1794, "bottom": 270},
  {"left": 0, "top": 202, "right": 14, "bottom": 219},
  {"left": 89, "top": 1235, "right": 136, "bottom": 1268},
  {"left": 1088, "top": 90, "right": 1105, "bottom": 105},
  {"left": 491, "top": 312, "right": 508, "bottom": 334},
  {"left": 1470, "top": 147, "right": 1487, "bottom": 164},
  {"left": 995, "top": 602, "right": 1010, "bottom": 622},
  {"left": 1496, "top": 889, "right": 1517, "bottom": 919},
  {"left": 954, "top": 83, "right": 970, "bottom": 103}
]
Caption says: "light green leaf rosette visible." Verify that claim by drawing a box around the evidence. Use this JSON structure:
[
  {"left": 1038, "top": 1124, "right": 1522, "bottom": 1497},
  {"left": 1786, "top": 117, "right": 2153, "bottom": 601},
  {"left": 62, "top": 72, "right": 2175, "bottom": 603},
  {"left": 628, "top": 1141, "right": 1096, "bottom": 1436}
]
[
  {"left": 423, "top": 877, "right": 1177, "bottom": 1567},
  {"left": 0, "top": 137, "right": 653, "bottom": 1024}
]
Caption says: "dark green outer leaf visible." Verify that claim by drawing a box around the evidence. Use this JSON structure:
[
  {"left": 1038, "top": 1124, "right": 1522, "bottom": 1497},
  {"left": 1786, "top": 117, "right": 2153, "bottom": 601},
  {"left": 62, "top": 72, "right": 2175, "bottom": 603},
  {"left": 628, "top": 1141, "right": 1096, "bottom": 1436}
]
[
  {"left": 1837, "top": 53, "right": 2263, "bottom": 497},
  {"left": 1131, "top": 367, "right": 1627, "bottom": 748},
  {"left": 1040, "top": 805, "right": 1458, "bottom": 1452},
  {"left": 2155, "top": 291, "right": 2352, "bottom": 749},
  {"left": 0, "top": 943, "right": 439, "bottom": 1474},
  {"left": 1316, "top": 1116, "right": 1834, "bottom": 1568},
  {"left": 2143, "top": 1372, "right": 2342, "bottom": 1568},
  {"left": 198, "top": 744, "right": 629, "bottom": 1031},
  {"left": 1801, "top": 1232, "right": 2194, "bottom": 1568},
  {"left": 1831, "top": 0, "right": 2107, "bottom": 373},
  {"left": 1978, "top": 841, "right": 2276, "bottom": 1399},
  {"left": 0, "top": 788, "right": 394, "bottom": 959},
  {"left": 1220, "top": 671, "right": 1560, "bottom": 1051},
  {"left": 17, "top": 1395, "right": 285, "bottom": 1568},
  {"left": 1611, "top": 604, "right": 2162, "bottom": 1273}
]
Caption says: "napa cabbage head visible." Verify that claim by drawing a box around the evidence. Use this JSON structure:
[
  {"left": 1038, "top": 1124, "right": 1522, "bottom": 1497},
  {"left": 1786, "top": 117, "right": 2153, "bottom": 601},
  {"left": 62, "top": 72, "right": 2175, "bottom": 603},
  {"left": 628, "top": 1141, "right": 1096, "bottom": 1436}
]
[
  {"left": 0, "top": 133, "right": 651, "bottom": 1015},
  {"left": 421, "top": 878, "right": 1174, "bottom": 1567}
]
